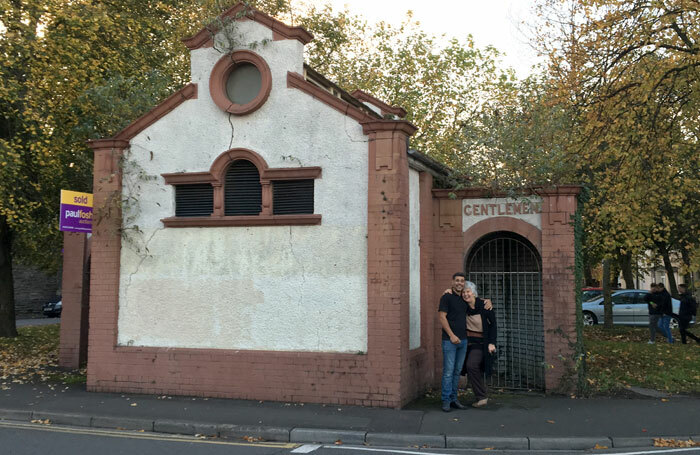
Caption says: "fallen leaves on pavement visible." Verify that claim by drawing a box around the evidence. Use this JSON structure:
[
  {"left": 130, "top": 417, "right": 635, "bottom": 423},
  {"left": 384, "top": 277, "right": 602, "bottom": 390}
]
[
  {"left": 654, "top": 438, "right": 700, "bottom": 448},
  {"left": 0, "top": 325, "right": 85, "bottom": 386},
  {"left": 30, "top": 419, "right": 51, "bottom": 425}
]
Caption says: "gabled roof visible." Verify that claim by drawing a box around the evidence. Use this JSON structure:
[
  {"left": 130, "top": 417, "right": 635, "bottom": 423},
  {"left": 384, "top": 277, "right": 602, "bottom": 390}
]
[
  {"left": 182, "top": 2, "right": 313, "bottom": 50},
  {"left": 351, "top": 90, "right": 407, "bottom": 118}
]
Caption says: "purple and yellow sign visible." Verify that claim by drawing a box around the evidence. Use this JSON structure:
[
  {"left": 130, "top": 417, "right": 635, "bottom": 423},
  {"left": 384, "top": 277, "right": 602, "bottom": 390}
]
[{"left": 59, "top": 190, "right": 93, "bottom": 233}]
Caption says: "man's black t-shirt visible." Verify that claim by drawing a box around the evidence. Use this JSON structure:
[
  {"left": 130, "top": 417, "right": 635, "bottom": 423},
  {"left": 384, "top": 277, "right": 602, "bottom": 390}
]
[{"left": 439, "top": 293, "right": 471, "bottom": 340}]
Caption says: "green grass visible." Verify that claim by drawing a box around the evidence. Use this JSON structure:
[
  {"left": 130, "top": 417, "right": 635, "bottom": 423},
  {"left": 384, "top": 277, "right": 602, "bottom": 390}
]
[
  {"left": 0, "top": 324, "right": 85, "bottom": 386},
  {"left": 584, "top": 326, "right": 700, "bottom": 395}
]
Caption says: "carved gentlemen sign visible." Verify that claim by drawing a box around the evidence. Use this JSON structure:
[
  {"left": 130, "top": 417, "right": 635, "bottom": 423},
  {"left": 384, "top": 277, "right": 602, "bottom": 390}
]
[{"left": 462, "top": 197, "right": 543, "bottom": 232}]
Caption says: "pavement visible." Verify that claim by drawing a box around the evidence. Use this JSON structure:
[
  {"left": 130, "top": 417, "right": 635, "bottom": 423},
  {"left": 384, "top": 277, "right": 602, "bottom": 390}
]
[{"left": 1, "top": 382, "right": 698, "bottom": 451}]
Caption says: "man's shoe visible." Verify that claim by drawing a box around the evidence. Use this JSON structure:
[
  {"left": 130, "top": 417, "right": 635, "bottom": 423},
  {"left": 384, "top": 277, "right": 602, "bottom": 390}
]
[
  {"left": 441, "top": 402, "right": 451, "bottom": 412},
  {"left": 450, "top": 400, "right": 466, "bottom": 410},
  {"left": 472, "top": 398, "right": 488, "bottom": 408}
]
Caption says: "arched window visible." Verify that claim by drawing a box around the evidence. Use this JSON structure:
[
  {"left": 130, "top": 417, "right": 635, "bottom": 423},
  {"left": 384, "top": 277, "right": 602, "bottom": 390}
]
[
  {"left": 162, "top": 148, "right": 322, "bottom": 227},
  {"left": 224, "top": 160, "right": 262, "bottom": 216}
]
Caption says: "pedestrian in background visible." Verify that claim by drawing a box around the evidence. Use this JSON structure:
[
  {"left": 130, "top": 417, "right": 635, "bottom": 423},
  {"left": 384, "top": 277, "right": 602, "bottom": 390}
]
[
  {"left": 656, "top": 283, "right": 674, "bottom": 343},
  {"left": 644, "top": 283, "right": 662, "bottom": 344},
  {"left": 678, "top": 283, "right": 699, "bottom": 345}
]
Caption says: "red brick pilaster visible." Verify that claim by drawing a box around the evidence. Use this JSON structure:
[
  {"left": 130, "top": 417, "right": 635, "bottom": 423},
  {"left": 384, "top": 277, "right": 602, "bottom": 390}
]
[
  {"left": 59, "top": 232, "right": 90, "bottom": 368},
  {"left": 85, "top": 139, "right": 127, "bottom": 389},
  {"left": 410, "top": 172, "right": 436, "bottom": 393},
  {"left": 540, "top": 187, "right": 580, "bottom": 392},
  {"left": 428, "top": 197, "right": 464, "bottom": 386},
  {"left": 362, "top": 120, "right": 416, "bottom": 407}
]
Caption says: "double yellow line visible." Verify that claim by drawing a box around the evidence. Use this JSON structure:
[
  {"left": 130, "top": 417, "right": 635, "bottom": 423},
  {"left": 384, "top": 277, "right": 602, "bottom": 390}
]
[{"left": 0, "top": 420, "right": 298, "bottom": 449}]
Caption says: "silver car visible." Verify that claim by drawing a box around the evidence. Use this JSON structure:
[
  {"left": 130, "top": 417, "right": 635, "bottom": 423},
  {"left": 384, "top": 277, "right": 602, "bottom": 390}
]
[{"left": 582, "top": 289, "right": 685, "bottom": 328}]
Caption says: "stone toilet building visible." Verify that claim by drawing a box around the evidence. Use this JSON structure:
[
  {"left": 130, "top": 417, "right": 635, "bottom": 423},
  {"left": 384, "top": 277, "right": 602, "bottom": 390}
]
[{"left": 64, "top": 3, "right": 580, "bottom": 407}]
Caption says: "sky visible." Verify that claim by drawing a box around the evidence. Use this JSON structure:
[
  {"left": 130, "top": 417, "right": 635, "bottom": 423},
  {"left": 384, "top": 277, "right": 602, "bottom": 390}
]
[{"left": 313, "top": 0, "right": 544, "bottom": 78}]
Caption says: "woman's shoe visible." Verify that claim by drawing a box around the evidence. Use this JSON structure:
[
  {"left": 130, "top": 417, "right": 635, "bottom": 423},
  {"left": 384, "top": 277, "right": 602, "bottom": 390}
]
[{"left": 472, "top": 398, "right": 488, "bottom": 408}]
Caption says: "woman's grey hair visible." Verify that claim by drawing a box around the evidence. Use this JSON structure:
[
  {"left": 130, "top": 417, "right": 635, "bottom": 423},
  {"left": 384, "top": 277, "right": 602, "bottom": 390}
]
[{"left": 465, "top": 281, "right": 478, "bottom": 297}]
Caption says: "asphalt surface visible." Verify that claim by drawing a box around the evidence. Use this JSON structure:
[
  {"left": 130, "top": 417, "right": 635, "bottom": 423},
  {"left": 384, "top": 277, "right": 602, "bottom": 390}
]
[
  {"left": 15, "top": 318, "right": 60, "bottom": 327},
  {"left": 3, "top": 421, "right": 700, "bottom": 455},
  {"left": 1, "top": 381, "right": 699, "bottom": 451}
]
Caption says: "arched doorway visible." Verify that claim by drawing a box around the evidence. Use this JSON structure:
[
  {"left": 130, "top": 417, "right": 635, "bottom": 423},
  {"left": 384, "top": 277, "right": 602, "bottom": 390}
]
[{"left": 465, "top": 231, "right": 544, "bottom": 390}]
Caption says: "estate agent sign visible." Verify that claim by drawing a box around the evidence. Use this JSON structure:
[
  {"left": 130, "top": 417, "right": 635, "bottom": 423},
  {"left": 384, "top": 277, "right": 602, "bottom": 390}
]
[{"left": 59, "top": 190, "right": 93, "bottom": 233}]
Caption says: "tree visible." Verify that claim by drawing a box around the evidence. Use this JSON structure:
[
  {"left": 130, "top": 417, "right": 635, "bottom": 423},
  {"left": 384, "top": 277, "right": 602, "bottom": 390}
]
[
  {"left": 0, "top": 0, "right": 217, "bottom": 337},
  {"left": 528, "top": 0, "right": 700, "bottom": 297},
  {"left": 295, "top": 5, "right": 512, "bottom": 166},
  {"left": 1, "top": 0, "right": 509, "bottom": 336}
]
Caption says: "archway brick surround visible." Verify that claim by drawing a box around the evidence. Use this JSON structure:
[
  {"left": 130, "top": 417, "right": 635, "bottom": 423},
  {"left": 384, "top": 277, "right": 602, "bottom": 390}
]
[{"left": 431, "top": 187, "right": 580, "bottom": 392}]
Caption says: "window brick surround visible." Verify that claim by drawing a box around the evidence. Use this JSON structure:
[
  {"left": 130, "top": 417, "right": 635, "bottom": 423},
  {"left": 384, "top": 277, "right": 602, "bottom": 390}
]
[
  {"left": 161, "top": 148, "right": 322, "bottom": 227},
  {"left": 209, "top": 50, "right": 272, "bottom": 115}
]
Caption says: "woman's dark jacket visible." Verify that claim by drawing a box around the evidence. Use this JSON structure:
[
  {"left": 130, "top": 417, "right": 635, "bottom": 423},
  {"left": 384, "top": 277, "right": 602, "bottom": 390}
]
[
  {"left": 679, "top": 292, "right": 698, "bottom": 320},
  {"left": 461, "top": 298, "right": 497, "bottom": 377}
]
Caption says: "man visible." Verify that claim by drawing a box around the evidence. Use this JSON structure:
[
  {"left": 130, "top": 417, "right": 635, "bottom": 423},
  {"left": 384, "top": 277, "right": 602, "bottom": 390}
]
[
  {"left": 438, "top": 273, "right": 492, "bottom": 412},
  {"left": 678, "top": 284, "right": 699, "bottom": 345},
  {"left": 644, "top": 283, "right": 663, "bottom": 344}
]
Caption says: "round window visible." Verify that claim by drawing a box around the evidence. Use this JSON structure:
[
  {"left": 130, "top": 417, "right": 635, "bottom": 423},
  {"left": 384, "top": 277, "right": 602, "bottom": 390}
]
[
  {"left": 209, "top": 50, "right": 272, "bottom": 115},
  {"left": 225, "top": 63, "right": 262, "bottom": 105}
]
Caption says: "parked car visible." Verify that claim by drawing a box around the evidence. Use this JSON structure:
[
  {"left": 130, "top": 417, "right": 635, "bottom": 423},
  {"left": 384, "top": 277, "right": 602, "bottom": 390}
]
[
  {"left": 582, "top": 287, "right": 603, "bottom": 302},
  {"left": 582, "top": 290, "right": 689, "bottom": 328},
  {"left": 43, "top": 300, "right": 62, "bottom": 317}
]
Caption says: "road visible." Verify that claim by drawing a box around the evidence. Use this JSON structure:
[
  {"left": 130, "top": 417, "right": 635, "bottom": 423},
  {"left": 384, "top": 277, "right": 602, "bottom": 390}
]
[
  {"left": 15, "top": 318, "right": 60, "bottom": 328},
  {"left": 2, "top": 421, "right": 699, "bottom": 455}
]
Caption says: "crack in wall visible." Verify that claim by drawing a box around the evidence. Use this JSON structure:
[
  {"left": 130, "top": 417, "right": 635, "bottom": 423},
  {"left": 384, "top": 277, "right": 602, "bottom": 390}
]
[{"left": 121, "top": 227, "right": 164, "bottom": 344}]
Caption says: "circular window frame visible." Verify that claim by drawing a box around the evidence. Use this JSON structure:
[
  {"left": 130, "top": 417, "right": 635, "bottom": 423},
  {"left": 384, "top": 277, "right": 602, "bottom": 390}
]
[{"left": 209, "top": 50, "right": 272, "bottom": 115}]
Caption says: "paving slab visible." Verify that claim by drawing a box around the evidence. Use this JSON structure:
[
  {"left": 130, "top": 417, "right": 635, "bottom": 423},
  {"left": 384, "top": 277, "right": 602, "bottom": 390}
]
[
  {"left": 290, "top": 428, "right": 366, "bottom": 444},
  {"left": 611, "top": 436, "right": 656, "bottom": 448},
  {"left": 446, "top": 435, "right": 528, "bottom": 449},
  {"left": 32, "top": 411, "right": 91, "bottom": 427},
  {"left": 0, "top": 409, "right": 32, "bottom": 421},
  {"left": 529, "top": 436, "right": 612, "bottom": 450},
  {"left": 366, "top": 432, "right": 445, "bottom": 448},
  {"left": 91, "top": 416, "right": 154, "bottom": 432},
  {"left": 217, "top": 424, "right": 290, "bottom": 442}
]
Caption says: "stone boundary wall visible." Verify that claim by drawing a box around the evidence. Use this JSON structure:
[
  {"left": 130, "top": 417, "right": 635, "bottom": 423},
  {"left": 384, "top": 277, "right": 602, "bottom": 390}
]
[{"left": 13, "top": 264, "right": 61, "bottom": 318}]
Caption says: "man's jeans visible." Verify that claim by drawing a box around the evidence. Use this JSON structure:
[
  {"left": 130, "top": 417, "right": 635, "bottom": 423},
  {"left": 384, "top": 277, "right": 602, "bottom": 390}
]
[
  {"left": 441, "top": 339, "right": 467, "bottom": 404},
  {"left": 658, "top": 315, "right": 674, "bottom": 343},
  {"left": 649, "top": 314, "right": 661, "bottom": 342}
]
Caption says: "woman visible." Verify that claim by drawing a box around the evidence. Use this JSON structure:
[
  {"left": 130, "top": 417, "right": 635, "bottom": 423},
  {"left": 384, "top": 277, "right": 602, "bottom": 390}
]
[{"left": 460, "top": 281, "right": 497, "bottom": 407}]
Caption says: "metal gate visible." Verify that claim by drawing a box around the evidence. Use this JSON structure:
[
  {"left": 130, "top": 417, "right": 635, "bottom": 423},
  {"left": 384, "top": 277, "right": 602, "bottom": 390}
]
[{"left": 465, "top": 231, "right": 544, "bottom": 390}]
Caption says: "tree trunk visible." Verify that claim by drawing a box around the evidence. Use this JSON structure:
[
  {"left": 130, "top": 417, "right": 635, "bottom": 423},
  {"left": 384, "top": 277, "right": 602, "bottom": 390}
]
[
  {"left": 620, "top": 252, "right": 635, "bottom": 289},
  {"left": 602, "top": 258, "right": 613, "bottom": 329},
  {"left": 0, "top": 218, "right": 18, "bottom": 338},
  {"left": 660, "top": 246, "right": 678, "bottom": 298},
  {"left": 680, "top": 247, "right": 692, "bottom": 287},
  {"left": 609, "top": 260, "right": 621, "bottom": 289},
  {"left": 584, "top": 264, "right": 595, "bottom": 287}
]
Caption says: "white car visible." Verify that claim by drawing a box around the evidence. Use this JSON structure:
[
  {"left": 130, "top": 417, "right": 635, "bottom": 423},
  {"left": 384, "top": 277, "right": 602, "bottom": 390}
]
[{"left": 582, "top": 290, "right": 687, "bottom": 328}]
